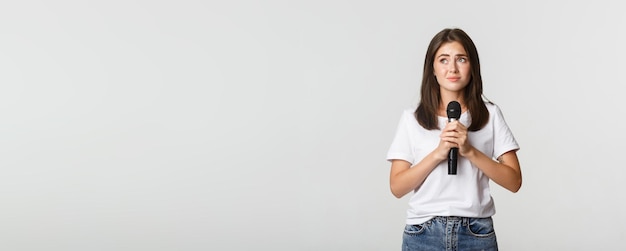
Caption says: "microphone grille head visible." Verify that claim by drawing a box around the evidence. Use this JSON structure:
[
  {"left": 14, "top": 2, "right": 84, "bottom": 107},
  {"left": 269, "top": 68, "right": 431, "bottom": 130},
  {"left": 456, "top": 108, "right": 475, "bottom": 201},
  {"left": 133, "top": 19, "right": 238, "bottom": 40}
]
[{"left": 446, "top": 101, "right": 462, "bottom": 119}]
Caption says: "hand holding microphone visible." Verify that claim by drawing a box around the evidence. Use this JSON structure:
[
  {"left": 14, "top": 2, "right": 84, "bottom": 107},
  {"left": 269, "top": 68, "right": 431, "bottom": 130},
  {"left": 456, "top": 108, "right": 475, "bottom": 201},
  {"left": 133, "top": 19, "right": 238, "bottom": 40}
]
[{"left": 446, "top": 101, "right": 461, "bottom": 175}]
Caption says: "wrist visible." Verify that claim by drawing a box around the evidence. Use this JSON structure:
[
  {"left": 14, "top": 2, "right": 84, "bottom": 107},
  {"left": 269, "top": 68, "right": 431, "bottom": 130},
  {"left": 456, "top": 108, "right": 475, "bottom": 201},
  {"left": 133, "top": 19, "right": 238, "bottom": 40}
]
[
  {"left": 431, "top": 150, "right": 447, "bottom": 162},
  {"left": 462, "top": 146, "right": 477, "bottom": 159}
]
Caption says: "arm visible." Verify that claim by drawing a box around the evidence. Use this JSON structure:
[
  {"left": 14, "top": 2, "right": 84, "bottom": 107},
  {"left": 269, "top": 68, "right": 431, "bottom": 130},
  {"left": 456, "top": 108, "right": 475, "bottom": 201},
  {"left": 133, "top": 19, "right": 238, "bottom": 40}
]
[
  {"left": 444, "top": 121, "right": 522, "bottom": 193},
  {"left": 389, "top": 144, "right": 450, "bottom": 198},
  {"left": 463, "top": 148, "right": 522, "bottom": 192}
]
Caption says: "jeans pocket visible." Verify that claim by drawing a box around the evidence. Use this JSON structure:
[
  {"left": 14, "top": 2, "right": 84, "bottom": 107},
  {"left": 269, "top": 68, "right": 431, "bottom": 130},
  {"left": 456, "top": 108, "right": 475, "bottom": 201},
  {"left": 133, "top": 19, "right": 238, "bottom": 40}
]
[
  {"left": 403, "top": 223, "right": 427, "bottom": 236},
  {"left": 467, "top": 217, "right": 496, "bottom": 237}
]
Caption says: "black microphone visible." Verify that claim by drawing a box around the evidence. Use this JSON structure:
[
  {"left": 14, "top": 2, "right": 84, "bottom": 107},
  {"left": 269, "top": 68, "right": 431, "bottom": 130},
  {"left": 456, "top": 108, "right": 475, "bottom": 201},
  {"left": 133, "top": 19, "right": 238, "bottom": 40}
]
[{"left": 446, "top": 101, "right": 461, "bottom": 175}]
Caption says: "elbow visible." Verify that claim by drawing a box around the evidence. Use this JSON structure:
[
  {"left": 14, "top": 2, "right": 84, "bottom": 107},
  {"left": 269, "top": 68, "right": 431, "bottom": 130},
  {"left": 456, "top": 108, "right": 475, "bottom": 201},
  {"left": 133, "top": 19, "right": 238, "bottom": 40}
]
[
  {"left": 391, "top": 190, "right": 403, "bottom": 199},
  {"left": 509, "top": 179, "right": 522, "bottom": 193},
  {"left": 390, "top": 185, "right": 407, "bottom": 199}
]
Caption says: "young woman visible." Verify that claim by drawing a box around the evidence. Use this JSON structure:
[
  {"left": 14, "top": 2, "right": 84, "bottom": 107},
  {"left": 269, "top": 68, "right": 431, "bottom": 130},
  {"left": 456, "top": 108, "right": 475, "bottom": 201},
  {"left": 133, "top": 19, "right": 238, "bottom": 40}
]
[{"left": 386, "top": 28, "right": 522, "bottom": 250}]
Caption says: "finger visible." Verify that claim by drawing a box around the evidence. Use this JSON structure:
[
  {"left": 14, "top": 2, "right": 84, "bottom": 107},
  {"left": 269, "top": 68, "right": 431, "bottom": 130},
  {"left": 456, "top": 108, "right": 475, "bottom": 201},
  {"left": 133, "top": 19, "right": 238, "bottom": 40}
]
[
  {"left": 440, "top": 132, "right": 457, "bottom": 141},
  {"left": 440, "top": 135, "right": 460, "bottom": 146},
  {"left": 445, "top": 120, "right": 459, "bottom": 128},
  {"left": 447, "top": 120, "right": 468, "bottom": 131}
]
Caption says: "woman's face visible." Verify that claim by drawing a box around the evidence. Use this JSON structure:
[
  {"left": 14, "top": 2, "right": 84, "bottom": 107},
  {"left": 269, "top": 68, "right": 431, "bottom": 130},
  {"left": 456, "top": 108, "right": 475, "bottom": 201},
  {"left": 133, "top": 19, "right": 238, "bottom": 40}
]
[{"left": 433, "top": 41, "right": 471, "bottom": 93}]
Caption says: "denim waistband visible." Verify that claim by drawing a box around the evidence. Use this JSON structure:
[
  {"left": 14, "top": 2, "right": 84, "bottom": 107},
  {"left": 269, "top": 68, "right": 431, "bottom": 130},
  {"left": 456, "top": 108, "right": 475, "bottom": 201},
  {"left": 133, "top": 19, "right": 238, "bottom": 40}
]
[{"left": 430, "top": 216, "right": 486, "bottom": 226}]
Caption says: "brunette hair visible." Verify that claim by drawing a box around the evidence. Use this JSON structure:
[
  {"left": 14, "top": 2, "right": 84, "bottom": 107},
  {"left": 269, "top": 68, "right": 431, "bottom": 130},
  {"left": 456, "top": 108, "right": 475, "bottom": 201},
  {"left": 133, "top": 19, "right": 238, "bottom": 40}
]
[{"left": 415, "top": 28, "right": 489, "bottom": 131}]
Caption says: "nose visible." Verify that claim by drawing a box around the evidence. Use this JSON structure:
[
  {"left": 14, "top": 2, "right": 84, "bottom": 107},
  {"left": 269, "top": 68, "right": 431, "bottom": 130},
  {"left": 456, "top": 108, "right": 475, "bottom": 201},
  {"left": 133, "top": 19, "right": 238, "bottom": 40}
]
[{"left": 448, "top": 62, "right": 458, "bottom": 73}]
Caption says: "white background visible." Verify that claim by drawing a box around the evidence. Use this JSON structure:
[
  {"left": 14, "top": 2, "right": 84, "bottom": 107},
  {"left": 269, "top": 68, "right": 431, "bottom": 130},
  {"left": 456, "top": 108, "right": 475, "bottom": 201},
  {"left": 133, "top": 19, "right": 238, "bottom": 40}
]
[{"left": 1, "top": 1, "right": 624, "bottom": 250}]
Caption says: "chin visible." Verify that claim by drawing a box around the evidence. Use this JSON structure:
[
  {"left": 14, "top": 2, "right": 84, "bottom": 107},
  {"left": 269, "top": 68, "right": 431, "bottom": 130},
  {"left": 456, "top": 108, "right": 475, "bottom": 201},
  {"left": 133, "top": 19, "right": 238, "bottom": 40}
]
[{"left": 441, "top": 85, "right": 468, "bottom": 92}]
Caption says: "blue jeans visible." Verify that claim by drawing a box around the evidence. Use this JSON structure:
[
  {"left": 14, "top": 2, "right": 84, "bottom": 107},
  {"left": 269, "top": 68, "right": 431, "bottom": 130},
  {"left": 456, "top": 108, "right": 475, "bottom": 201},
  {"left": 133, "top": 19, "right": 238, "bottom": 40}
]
[{"left": 402, "top": 216, "right": 498, "bottom": 251}]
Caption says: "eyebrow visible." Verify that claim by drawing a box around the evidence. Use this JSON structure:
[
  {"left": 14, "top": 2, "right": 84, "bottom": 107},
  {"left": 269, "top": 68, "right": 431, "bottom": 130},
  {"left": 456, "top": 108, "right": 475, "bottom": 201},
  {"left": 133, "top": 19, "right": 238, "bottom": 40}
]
[{"left": 437, "top": 53, "right": 468, "bottom": 58}]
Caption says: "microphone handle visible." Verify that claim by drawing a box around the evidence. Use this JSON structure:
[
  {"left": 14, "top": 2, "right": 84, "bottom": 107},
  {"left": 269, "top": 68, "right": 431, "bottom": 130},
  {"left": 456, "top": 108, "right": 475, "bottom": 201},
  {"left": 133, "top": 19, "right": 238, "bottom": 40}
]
[
  {"left": 448, "top": 147, "right": 458, "bottom": 175},
  {"left": 447, "top": 117, "right": 459, "bottom": 175}
]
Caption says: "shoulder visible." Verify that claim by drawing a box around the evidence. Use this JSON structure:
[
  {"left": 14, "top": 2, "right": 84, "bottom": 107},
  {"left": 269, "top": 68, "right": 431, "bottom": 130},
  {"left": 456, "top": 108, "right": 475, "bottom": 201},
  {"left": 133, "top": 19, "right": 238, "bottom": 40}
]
[
  {"left": 483, "top": 101, "right": 503, "bottom": 115},
  {"left": 484, "top": 100, "right": 497, "bottom": 110},
  {"left": 482, "top": 101, "right": 513, "bottom": 125},
  {"left": 395, "top": 107, "right": 418, "bottom": 127},
  {"left": 397, "top": 107, "right": 416, "bottom": 119}
]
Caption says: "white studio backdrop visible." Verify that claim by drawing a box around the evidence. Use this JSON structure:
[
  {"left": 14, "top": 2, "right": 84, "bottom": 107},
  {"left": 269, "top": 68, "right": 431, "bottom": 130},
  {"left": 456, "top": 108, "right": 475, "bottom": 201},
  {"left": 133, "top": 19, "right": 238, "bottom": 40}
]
[{"left": 0, "top": 1, "right": 624, "bottom": 250}]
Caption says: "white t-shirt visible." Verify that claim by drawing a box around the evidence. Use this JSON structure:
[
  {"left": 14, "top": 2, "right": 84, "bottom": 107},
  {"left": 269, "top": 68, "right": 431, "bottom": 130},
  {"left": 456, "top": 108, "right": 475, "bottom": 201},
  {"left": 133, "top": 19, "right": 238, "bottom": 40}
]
[{"left": 386, "top": 102, "right": 519, "bottom": 225}]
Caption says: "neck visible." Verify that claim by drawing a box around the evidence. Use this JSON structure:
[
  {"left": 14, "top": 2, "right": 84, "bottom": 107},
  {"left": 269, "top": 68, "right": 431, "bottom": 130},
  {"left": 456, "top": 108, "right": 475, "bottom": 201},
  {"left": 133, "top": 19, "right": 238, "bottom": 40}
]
[{"left": 440, "top": 95, "right": 464, "bottom": 110}]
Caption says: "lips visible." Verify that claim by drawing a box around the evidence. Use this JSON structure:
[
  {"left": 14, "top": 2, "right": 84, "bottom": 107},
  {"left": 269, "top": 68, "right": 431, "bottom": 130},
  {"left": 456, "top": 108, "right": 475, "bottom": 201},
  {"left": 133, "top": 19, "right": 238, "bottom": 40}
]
[{"left": 447, "top": 77, "right": 460, "bottom": 82}]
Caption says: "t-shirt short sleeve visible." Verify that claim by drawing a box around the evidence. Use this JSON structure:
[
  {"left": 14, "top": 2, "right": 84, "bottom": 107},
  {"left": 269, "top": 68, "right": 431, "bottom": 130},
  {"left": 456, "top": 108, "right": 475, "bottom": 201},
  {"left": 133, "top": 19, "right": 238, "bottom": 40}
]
[
  {"left": 386, "top": 110, "right": 414, "bottom": 165},
  {"left": 492, "top": 105, "right": 520, "bottom": 159}
]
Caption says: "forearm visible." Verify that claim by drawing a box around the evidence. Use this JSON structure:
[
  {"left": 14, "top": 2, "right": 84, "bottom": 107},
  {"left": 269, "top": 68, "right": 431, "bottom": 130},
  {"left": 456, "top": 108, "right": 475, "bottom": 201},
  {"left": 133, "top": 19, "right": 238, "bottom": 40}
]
[
  {"left": 390, "top": 152, "right": 444, "bottom": 198},
  {"left": 464, "top": 148, "right": 522, "bottom": 192}
]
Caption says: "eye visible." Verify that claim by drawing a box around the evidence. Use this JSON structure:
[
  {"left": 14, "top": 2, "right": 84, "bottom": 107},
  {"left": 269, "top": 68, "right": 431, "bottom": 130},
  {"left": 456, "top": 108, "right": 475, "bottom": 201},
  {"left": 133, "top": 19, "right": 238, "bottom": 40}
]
[
  {"left": 457, "top": 57, "right": 467, "bottom": 63},
  {"left": 440, "top": 58, "right": 448, "bottom": 64}
]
